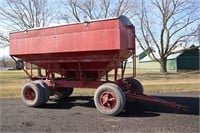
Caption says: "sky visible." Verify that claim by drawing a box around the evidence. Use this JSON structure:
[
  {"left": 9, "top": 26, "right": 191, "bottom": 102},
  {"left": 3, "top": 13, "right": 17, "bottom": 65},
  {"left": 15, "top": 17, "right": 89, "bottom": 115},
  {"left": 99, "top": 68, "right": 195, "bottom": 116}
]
[
  {"left": 0, "top": 0, "right": 142, "bottom": 59},
  {"left": 0, "top": 25, "right": 9, "bottom": 58},
  {"left": 0, "top": 0, "right": 9, "bottom": 58},
  {"left": 0, "top": 0, "right": 199, "bottom": 59},
  {"left": 0, "top": 46, "right": 9, "bottom": 58}
]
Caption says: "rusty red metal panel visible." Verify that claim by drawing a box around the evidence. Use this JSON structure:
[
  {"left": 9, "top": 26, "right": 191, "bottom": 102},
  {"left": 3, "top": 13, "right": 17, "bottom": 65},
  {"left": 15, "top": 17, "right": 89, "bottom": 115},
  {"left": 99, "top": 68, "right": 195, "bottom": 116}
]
[
  {"left": 10, "top": 17, "right": 135, "bottom": 80},
  {"left": 10, "top": 18, "right": 135, "bottom": 55},
  {"left": 10, "top": 19, "right": 125, "bottom": 55}
]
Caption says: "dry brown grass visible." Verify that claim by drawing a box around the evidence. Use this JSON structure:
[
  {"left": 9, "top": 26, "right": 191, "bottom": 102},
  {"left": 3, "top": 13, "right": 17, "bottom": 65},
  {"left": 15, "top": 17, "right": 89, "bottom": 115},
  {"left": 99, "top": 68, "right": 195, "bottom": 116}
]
[
  {"left": 137, "top": 70, "right": 200, "bottom": 93},
  {"left": 0, "top": 69, "right": 199, "bottom": 98}
]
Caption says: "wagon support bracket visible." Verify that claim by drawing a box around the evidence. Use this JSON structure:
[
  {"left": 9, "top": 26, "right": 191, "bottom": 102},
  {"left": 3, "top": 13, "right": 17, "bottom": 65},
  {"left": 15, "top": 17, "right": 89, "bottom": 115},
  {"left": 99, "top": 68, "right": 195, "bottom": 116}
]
[{"left": 125, "top": 92, "right": 189, "bottom": 112}]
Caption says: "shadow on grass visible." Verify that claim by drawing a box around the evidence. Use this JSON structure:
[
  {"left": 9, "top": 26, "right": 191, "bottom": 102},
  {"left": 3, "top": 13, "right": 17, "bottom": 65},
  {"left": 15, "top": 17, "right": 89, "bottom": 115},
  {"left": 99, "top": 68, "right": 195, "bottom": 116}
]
[{"left": 41, "top": 95, "right": 199, "bottom": 117}]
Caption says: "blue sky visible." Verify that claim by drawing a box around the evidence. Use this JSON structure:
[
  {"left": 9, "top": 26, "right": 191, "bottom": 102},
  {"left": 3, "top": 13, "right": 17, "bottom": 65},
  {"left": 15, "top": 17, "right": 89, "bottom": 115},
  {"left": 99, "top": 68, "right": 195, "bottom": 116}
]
[
  {"left": 0, "top": 0, "right": 140, "bottom": 58},
  {"left": 0, "top": 0, "right": 199, "bottom": 58}
]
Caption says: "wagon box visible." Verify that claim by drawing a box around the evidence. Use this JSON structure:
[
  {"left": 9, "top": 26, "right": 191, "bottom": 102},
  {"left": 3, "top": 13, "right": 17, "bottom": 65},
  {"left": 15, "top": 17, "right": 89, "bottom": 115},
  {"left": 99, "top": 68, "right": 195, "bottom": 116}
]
[
  {"left": 10, "top": 16, "right": 188, "bottom": 115},
  {"left": 10, "top": 16, "right": 135, "bottom": 82},
  {"left": 10, "top": 17, "right": 135, "bottom": 55}
]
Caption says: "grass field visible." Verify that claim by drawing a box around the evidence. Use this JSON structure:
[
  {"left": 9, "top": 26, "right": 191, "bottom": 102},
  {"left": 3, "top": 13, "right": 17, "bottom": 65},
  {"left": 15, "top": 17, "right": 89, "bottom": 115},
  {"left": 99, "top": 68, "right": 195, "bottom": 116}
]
[{"left": 0, "top": 69, "right": 199, "bottom": 98}]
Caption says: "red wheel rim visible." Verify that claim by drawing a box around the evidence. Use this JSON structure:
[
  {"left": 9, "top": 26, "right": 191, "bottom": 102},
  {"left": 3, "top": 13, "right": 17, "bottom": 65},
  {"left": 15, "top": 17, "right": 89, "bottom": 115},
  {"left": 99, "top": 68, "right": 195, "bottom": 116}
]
[
  {"left": 24, "top": 87, "right": 36, "bottom": 101},
  {"left": 99, "top": 91, "right": 116, "bottom": 110}
]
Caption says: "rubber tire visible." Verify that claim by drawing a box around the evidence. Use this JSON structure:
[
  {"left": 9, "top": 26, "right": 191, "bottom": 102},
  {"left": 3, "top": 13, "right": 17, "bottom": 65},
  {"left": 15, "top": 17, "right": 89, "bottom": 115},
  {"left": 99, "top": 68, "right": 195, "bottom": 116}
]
[
  {"left": 16, "top": 60, "right": 23, "bottom": 70},
  {"left": 55, "top": 88, "right": 74, "bottom": 99},
  {"left": 21, "top": 82, "right": 44, "bottom": 107},
  {"left": 32, "top": 80, "right": 50, "bottom": 104},
  {"left": 94, "top": 83, "right": 126, "bottom": 116},
  {"left": 125, "top": 78, "right": 144, "bottom": 94}
]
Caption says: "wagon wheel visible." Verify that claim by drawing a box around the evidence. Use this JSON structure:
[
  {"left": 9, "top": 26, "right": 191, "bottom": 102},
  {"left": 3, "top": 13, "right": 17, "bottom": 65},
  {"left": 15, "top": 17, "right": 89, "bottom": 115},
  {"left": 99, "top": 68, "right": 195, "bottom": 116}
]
[
  {"left": 125, "top": 78, "right": 144, "bottom": 94},
  {"left": 94, "top": 83, "right": 125, "bottom": 116},
  {"left": 32, "top": 80, "right": 50, "bottom": 104},
  {"left": 16, "top": 60, "right": 24, "bottom": 70},
  {"left": 21, "top": 82, "right": 44, "bottom": 107},
  {"left": 54, "top": 88, "right": 74, "bottom": 99}
]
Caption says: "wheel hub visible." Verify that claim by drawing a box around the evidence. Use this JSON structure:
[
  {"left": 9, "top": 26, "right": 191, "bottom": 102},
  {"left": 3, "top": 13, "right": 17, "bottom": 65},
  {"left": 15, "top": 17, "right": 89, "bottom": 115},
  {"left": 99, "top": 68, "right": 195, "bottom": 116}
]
[
  {"left": 100, "top": 91, "right": 116, "bottom": 110},
  {"left": 24, "top": 88, "right": 35, "bottom": 101}
]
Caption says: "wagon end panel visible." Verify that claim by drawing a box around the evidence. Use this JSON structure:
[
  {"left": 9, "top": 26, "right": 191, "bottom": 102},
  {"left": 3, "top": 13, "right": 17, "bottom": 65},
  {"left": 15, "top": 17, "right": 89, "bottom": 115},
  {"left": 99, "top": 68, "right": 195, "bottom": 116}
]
[
  {"left": 117, "top": 17, "right": 135, "bottom": 63},
  {"left": 119, "top": 17, "right": 135, "bottom": 51}
]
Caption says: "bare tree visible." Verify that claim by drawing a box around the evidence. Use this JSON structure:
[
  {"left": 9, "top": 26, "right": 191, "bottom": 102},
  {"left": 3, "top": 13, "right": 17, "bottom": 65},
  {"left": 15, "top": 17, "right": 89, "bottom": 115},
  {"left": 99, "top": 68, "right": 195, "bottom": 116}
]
[
  {"left": 60, "top": 0, "right": 136, "bottom": 22},
  {"left": 135, "top": 0, "right": 200, "bottom": 73},
  {"left": 0, "top": 0, "right": 53, "bottom": 76},
  {"left": 1, "top": 56, "right": 8, "bottom": 67},
  {"left": 0, "top": 56, "right": 11, "bottom": 68},
  {"left": 0, "top": 0, "right": 52, "bottom": 30},
  {"left": 0, "top": 32, "right": 9, "bottom": 48}
]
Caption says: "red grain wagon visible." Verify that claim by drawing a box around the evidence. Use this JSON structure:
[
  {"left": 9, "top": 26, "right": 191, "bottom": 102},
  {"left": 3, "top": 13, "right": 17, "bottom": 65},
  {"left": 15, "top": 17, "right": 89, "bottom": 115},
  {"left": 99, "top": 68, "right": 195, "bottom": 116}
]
[{"left": 10, "top": 16, "right": 187, "bottom": 115}]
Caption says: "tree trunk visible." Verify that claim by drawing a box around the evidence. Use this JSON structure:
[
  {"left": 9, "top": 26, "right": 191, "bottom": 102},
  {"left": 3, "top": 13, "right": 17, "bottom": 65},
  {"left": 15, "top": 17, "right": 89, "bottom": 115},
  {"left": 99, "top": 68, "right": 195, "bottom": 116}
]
[{"left": 160, "top": 58, "right": 167, "bottom": 73}]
